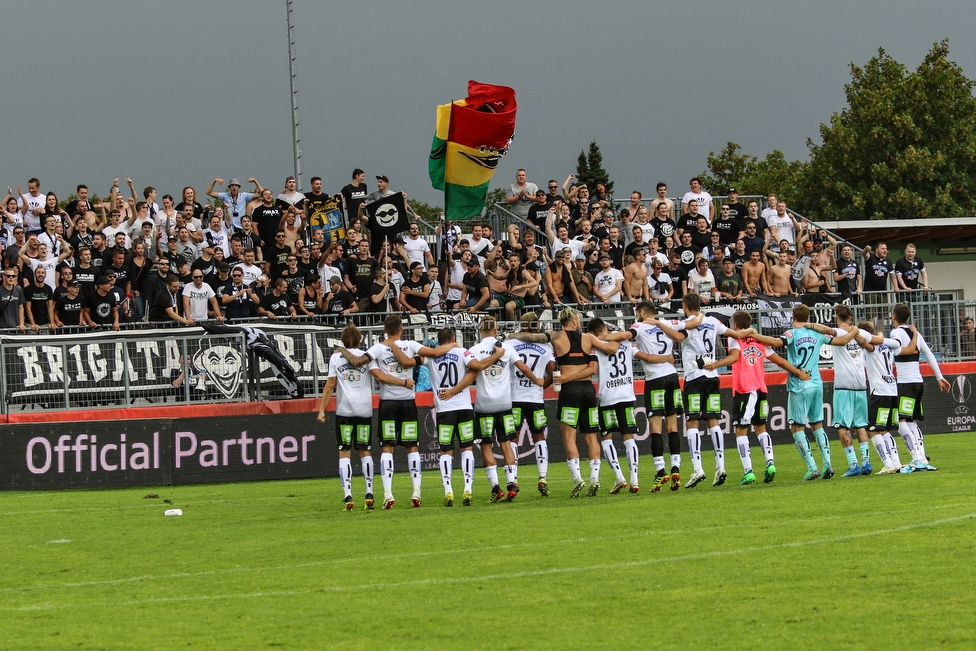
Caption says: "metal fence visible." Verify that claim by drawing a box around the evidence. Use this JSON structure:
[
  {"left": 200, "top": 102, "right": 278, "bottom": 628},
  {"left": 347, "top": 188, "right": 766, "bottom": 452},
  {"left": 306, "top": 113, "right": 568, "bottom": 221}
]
[{"left": 4, "top": 291, "right": 973, "bottom": 416}]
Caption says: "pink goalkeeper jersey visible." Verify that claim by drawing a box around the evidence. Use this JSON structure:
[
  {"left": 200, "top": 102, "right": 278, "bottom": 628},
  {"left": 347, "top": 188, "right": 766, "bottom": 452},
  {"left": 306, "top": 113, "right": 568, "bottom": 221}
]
[{"left": 728, "top": 337, "right": 773, "bottom": 394}]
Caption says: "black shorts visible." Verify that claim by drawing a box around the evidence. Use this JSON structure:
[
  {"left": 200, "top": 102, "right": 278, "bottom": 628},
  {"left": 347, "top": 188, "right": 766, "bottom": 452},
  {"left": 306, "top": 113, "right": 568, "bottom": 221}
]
[
  {"left": 377, "top": 399, "right": 420, "bottom": 447},
  {"left": 600, "top": 401, "right": 638, "bottom": 436},
  {"left": 335, "top": 415, "right": 372, "bottom": 451},
  {"left": 644, "top": 374, "right": 684, "bottom": 417},
  {"left": 896, "top": 382, "right": 925, "bottom": 422},
  {"left": 513, "top": 401, "right": 547, "bottom": 435},
  {"left": 684, "top": 376, "right": 722, "bottom": 420},
  {"left": 557, "top": 381, "right": 600, "bottom": 433},
  {"left": 733, "top": 391, "right": 768, "bottom": 427},
  {"left": 474, "top": 410, "right": 517, "bottom": 445},
  {"left": 868, "top": 394, "right": 899, "bottom": 432},
  {"left": 436, "top": 409, "right": 475, "bottom": 451}
]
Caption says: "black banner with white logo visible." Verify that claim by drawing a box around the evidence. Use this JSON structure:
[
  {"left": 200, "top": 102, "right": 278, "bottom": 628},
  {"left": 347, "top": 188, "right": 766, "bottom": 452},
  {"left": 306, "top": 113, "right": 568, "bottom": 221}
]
[{"left": 364, "top": 192, "right": 409, "bottom": 243}]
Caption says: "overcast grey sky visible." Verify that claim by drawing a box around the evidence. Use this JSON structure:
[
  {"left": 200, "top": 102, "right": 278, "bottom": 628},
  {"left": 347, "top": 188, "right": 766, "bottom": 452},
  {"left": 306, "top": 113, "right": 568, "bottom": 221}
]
[{"left": 2, "top": 1, "right": 974, "bottom": 207}]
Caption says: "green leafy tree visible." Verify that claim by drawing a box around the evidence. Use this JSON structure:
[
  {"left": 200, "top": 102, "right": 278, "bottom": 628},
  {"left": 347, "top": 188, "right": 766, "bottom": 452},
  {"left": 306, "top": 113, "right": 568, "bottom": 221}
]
[
  {"left": 698, "top": 143, "right": 806, "bottom": 206},
  {"left": 483, "top": 187, "right": 506, "bottom": 214},
  {"left": 406, "top": 198, "right": 443, "bottom": 227},
  {"left": 803, "top": 39, "right": 976, "bottom": 220},
  {"left": 574, "top": 141, "right": 614, "bottom": 196}
]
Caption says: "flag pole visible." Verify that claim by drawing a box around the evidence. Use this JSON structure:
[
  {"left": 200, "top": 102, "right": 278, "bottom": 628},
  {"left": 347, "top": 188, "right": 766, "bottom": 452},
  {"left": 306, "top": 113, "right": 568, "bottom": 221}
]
[{"left": 385, "top": 235, "right": 390, "bottom": 313}]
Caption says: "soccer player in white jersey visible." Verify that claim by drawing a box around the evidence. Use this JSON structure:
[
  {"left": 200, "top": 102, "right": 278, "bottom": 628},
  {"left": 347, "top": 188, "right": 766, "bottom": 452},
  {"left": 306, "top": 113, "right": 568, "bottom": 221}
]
[
  {"left": 407, "top": 328, "right": 475, "bottom": 507},
  {"left": 444, "top": 318, "right": 542, "bottom": 502},
  {"left": 508, "top": 313, "right": 556, "bottom": 496},
  {"left": 854, "top": 320, "right": 917, "bottom": 473},
  {"left": 654, "top": 293, "right": 751, "bottom": 488},
  {"left": 318, "top": 324, "right": 375, "bottom": 511},
  {"left": 338, "top": 315, "right": 422, "bottom": 509},
  {"left": 603, "top": 301, "right": 681, "bottom": 492},
  {"left": 829, "top": 305, "right": 875, "bottom": 476},
  {"left": 587, "top": 318, "right": 640, "bottom": 494},
  {"left": 706, "top": 311, "right": 808, "bottom": 485},
  {"left": 883, "top": 303, "right": 948, "bottom": 472}
]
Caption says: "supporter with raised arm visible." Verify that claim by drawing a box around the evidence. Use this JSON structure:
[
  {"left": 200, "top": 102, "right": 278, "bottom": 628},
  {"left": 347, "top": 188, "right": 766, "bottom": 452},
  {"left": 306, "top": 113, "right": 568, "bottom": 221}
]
[{"left": 206, "top": 177, "right": 264, "bottom": 229}]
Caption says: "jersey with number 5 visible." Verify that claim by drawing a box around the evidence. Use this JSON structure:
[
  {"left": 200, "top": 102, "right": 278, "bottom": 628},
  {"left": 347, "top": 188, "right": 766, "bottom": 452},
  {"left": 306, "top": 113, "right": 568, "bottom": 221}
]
[
  {"left": 509, "top": 340, "right": 553, "bottom": 404},
  {"left": 681, "top": 315, "right": 728, "bottom": 382},
  {"left": 426, "top": 346, "right": 473, "bottom": 413},
  {"left": 630, "top": 320, "right": 683, "bottom": 380}
]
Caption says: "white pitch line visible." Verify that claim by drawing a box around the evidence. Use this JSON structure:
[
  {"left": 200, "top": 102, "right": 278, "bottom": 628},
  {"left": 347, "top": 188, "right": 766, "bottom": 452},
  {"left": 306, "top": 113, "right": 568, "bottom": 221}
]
[
  {"left": 3, "top": 500, "right": 973, "bottom": 596},
  {"left": 3, "top": 512, "right": 973, "bottom": 612}
]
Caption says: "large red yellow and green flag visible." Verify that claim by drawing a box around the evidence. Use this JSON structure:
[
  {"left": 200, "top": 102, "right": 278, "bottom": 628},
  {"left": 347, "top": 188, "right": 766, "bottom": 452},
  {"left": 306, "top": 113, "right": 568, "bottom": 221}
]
[{"left": 429, "top": 80, "right": 517, "bottom": 220}]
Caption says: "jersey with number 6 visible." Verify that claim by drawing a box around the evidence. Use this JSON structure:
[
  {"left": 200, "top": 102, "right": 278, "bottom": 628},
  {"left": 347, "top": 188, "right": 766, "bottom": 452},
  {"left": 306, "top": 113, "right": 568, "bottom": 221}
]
[
  {"left": 593, "top": 342, "right": 637, "bottom": 406},
  {"left": 681, "top": 315, "right": 728, "bottom": 382},
  {"left": 509, "top": 340, "right": 553, "bottom": 405},
  {"left": 426, "top": 346, "right": 473, "bottom": 413},
  {"left": 630, "top": 320, "right": 684, "bottom": 380}
]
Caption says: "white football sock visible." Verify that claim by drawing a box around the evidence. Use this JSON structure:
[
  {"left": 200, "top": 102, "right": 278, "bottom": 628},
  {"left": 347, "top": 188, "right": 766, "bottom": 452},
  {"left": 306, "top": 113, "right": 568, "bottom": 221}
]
[
  {"left": 601, "top": 439, "right": 625, "bottom": 482},
  {"left": 484, "top": 464, "right": 499, "bottom": 489},
  {"left": 709, "top": 425, "right": 725, "bottom": 470},
  {"left": 535, "top": 440, "right": 549, "bottom": 479},
  {"left": 623, "top": 438, "right": 640, "bottom": 484},
  {"left": 407, "top": 451, "right": 422, "bottom": 489},
  {"left": 439, "top": 454, "right": 453, "bottom": 493},
  {"left": 589, "top": 458, "right": 601, "bottom": 482},
  {"left": 883, "top": 433, "right": 902, "bottom": 467},
  {"left": 339, "top": 458, "right": 352, "bottom": 498},
  {"left": 361, "top": 455, "right": 374, "bottom": 494},
  {"left": 461, "top": 450, "right": 475, "bottom": 493},
  {"left": 686, "top": 428, "right": 702, "bottom": 472},
  {"left": 898, "top": 421, "right": 924, "bottom": 462},
  {"left": 380, "top": 452, "right": 394, "bottom": 494},
  {"left": 757, "top": 432, "right": 775, "bottom": 463},
  {"left": 870, "top": 434, "right": 888, "bottom": 466},
  {"left": 567, "top": 457, "right": 581, "bottom": 482},
  {"left": 735, "top": 435, "right": 752, "bottom": 473}
]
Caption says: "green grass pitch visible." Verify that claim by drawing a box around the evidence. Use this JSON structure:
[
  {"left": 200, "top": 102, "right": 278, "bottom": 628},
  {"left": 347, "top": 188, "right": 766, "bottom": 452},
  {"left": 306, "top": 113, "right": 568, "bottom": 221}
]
[{"left": 2, "top": 433, "right": 974, "bottom": 650}]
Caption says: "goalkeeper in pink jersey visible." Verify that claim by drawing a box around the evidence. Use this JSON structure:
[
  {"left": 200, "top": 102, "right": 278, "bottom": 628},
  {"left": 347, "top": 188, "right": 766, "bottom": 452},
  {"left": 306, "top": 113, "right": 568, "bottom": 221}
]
[{"left": 704, "top": 311, "right": 810, "bottom": 484}]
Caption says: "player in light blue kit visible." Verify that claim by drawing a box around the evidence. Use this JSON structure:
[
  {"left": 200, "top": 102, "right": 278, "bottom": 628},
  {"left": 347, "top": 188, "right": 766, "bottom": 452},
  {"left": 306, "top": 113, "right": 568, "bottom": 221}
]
[{"left": 749, "top": 304, "right": 857, "bottom": 480}]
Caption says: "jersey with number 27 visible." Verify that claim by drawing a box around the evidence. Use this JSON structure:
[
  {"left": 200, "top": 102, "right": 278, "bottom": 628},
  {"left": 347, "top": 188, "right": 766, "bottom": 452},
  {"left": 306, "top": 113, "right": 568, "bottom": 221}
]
[
  {"left": 781, "top": 327, "right": 830, "bottom": 392},
  {"left": 509, "top": 341, "right": 553, "bottom": 404}
]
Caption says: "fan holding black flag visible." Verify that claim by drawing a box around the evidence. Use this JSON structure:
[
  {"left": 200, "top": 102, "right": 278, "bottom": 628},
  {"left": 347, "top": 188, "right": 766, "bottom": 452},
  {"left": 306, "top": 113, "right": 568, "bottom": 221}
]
[{"left": 364, "top": 192, "right": 410, "bottom": 247}]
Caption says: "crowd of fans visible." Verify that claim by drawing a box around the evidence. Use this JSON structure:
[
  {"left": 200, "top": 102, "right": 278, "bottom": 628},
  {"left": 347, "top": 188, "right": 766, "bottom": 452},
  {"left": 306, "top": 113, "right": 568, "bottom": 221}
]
[{"left": 0, "top": 170, "right": 940, "bottom": 332}]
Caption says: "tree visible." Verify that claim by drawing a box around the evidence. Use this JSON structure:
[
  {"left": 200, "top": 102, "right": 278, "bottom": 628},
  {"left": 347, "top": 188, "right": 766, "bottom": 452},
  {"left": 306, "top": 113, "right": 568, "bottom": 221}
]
[
  {"left": 574, "top": 141, "right": 614, "bottom": 196},
  {"left": 699, "top": 41, "right": 976, "bottom": 220},
  {"left": 698, "top": 143, "right": 806, "bottom": 206},
  {"left": 406, "top": 198, "right": 443, "bottom": 227},
  {"left": 483, "top": 187, "right": 506, "bottom": 214},
  {"left": 804, "top": 39, "right": 976, "bottom": 220}
]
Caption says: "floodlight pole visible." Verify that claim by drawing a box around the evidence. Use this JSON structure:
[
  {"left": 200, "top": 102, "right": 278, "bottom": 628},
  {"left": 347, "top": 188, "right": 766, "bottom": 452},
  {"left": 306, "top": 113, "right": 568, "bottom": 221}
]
[{"left": 285, "top": 0, "right": 304, "bottom": 191}]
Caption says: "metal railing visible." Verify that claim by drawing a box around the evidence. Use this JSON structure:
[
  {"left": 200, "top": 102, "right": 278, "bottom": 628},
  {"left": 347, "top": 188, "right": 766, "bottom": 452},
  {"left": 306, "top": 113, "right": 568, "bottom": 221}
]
[{"left": 2, "top": 292, "right": 972, "bottom": 414}]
